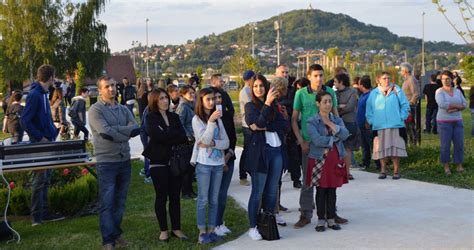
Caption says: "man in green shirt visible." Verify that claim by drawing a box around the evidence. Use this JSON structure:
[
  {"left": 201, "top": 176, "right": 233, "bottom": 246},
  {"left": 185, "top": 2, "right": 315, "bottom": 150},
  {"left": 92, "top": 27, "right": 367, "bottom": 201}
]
[{"left": 292, "top": 64, "right": 347, "bottom": 229}]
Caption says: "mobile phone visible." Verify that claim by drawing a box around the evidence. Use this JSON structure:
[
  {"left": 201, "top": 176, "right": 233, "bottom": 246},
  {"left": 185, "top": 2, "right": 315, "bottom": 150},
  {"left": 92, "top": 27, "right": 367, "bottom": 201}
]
[{"left": 216, "top": 104, "right": 222, "bottom": 112}]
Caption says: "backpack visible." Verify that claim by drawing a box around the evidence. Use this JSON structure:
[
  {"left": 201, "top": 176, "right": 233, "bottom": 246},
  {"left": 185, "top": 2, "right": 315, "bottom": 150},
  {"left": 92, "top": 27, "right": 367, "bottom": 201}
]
[{"left": 68, "top": 100, "right": 78, "bottom": 119}]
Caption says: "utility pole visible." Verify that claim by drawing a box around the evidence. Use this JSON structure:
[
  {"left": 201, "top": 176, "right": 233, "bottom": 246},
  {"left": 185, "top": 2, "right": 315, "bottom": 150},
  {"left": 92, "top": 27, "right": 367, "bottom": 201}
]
[
  {"left": 274, "top": 20, "right": 281, "bottom": 65},
  {"left": 146, "top": 18, "right": 149, "bottom": 78},
  {"left": 421, "top": 12, "right": 426, "bottom": 76},
  {"left": 250, "top": 22, "right": 257, "bottom": 58},
  {"left": 404, "top": 50, "right": 408, "bottom": 62},
  {"left": 131, "top": 40, "right": 138, "bottom": 70}
]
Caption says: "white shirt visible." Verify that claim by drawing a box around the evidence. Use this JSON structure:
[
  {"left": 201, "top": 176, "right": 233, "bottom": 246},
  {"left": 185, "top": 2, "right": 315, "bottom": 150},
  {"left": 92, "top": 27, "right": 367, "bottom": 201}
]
[{"left": 265, "top": 131, "right": 281, "bottom": 147}]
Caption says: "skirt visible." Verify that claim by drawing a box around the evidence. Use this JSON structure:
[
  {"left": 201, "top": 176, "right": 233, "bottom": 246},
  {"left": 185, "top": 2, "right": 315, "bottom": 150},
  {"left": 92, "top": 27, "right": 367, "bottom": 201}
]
[{"left": 372, "top": 128, "right": 407, "bottom": 160}]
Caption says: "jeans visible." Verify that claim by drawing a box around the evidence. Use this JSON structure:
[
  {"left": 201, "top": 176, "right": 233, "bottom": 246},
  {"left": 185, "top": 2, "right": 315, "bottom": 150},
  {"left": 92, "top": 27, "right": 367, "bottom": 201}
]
[
  {"left": 72, "top": 121, "right": 89, "bottom": 140},
  {"left": 299, "top": 151, "right": 315, "bottom": 220},
  {"left": 471, "top": 109, "right": 474, "bottom": 137},
  {"left": 97, "top": 160, "right": 132, "bottom": 246},
  {"left": 425, "top": 107, "right": 438, "bottom": 133},
  {"left": 150, "top": 166, "right": 182, "bottom": 231},
  {"left": 216, "top": 159, "right": 234, "bottom": 226},
  {"left": 31, "top": 169, "right": 52, "bottom": 223},
  {"left": 139, "top": 132, "right": 150, "bottom": 178},
  {"left": 438, "top": 121, "right": 464, "bottom": 164},
  {"left": 359, "top": 127, "right": 381, "bottom": 169},
  {"left": 195, "top": 163, "right": 223, "bottom": 230},
  {"left": 238, "top": 127, "right": 251, "bottom": 180},
  {"left": 247, "top": 145, "right": 282, "bottom": 228}
]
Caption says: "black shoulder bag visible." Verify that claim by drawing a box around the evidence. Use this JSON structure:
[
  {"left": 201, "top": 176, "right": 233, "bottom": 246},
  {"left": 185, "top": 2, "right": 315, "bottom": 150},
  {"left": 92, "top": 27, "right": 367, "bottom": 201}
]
[{"left": 257, "top": 212, "right": 280, "bottom": 241}]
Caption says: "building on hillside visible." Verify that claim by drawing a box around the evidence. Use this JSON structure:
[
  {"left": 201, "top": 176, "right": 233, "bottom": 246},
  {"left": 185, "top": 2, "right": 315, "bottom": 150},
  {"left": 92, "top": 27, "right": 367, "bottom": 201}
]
[{"left": 104, "top": 55, "right": 136, "bottom": 84}]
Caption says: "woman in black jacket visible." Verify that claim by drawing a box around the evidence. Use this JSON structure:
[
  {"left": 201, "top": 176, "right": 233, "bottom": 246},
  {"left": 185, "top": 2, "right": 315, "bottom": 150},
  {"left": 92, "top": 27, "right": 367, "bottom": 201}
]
[{"left": 142, "top": 88, "right": 188, "bottom": 242}]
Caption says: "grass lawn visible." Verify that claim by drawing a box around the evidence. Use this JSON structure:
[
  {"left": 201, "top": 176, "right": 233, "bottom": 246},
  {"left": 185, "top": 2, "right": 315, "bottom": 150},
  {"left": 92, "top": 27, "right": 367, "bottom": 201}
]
[{"left": 0, "top": 161, "right": 248, "bottom": 249}]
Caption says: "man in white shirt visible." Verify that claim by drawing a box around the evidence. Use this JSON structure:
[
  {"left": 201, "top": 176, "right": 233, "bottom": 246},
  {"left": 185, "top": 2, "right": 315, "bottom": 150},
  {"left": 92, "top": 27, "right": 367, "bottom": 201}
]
[{"left": 238, "top": 70, "right": 255, "bottom": 186}]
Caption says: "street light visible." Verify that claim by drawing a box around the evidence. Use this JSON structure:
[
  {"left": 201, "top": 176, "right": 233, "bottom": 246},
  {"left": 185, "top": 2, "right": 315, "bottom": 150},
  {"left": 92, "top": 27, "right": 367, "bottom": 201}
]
[
  {"left": 249, "top": 22, "right": 257, "bottom": 58},
  {"left": 274, "top": 20, "right": 281, "bottom": 65},
  {"left": 421, "top": 12, "right": 425, "bottom": 76},
  {"left": 131, "top": 40, "right": 139, "bottom": 70},
  {"left": 146, "top": 18, "right": 149, "bottom": 78}
]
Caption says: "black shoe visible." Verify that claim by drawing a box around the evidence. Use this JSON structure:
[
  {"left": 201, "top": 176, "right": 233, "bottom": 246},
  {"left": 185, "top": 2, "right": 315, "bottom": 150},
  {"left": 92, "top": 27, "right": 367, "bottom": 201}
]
[
  {"left": 43, "top": 213, "right": 65, "bottom": 222},
  {"left": 293, "top": 181, "right": 302, "bottom": 189},
  {"left": 279, "top": 204, "right": 288, "bottom": 212},
  {"left": 315, "top": 225, "right": 325, "bottom": 232},
  {"left": 328, "top": 224, "right": 341, "bottom": 230}
]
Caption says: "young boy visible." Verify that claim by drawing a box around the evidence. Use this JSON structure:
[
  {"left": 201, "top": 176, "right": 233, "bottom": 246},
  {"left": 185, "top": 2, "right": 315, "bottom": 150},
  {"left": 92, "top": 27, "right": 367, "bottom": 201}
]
[{"left": 69, "top": 87, "right": 89, "bottom": 140}]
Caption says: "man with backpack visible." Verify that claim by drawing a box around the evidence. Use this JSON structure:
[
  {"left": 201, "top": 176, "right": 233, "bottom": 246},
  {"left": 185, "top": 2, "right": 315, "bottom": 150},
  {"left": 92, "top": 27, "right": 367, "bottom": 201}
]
[{"left": 68, "top": 87, "right": 90, "bottom": 140}]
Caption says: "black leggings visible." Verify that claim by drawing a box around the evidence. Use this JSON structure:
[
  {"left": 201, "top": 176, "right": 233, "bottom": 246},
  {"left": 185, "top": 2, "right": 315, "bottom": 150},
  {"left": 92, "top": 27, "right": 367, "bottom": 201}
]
[
  {"left": 316, "top": 187, "right": 336, "bottom": 220},
  {"left": 181, "top": 164, "right": 195, "bottom": 196},
  {"left": 150, "top": 166, "right": 182, "bottom": 231}
]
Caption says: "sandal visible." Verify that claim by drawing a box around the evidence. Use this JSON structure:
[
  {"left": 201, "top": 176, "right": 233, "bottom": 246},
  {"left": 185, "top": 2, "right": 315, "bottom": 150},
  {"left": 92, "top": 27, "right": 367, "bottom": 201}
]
[
  {"left": 392, "top": 173, "right": 401, "bottom": 180},
  {"left": 444, "top": 169, "right": 452, "bottom": 176},
  {"left": 456, "top": 167, "right": 465, "bottom": 173},
  {"left": 378, "top": 172, "right": 387, "bottom": 179}
]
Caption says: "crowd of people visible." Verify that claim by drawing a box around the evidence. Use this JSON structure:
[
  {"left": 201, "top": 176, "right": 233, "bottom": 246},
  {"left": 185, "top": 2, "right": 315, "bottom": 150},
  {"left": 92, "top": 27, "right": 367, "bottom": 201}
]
[{"left": 1, "top": 62, "right": 472, "bottom": 249}]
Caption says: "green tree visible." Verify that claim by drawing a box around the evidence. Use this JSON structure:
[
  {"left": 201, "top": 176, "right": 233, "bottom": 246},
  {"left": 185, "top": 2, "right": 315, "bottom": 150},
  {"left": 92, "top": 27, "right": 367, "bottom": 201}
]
[
  {"left": 0, "top": 0, "right": 63, "bottom": 84},
  {"left": 75, "top": 61, "right": 86, "bottom": 95},
  {"left": 326, "top": 47, "right": 340, "bottom": 59},
  {"left": 460, "top": 55, "right": 473, "bottom": 84}
]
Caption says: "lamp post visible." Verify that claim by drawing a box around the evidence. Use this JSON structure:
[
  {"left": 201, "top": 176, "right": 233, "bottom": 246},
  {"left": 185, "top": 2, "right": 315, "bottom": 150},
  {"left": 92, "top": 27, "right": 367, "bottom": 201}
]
[
  {"left": 146, "top": 18, "right": 149, "bottom": 78},
  {"left": 421, "top": 12, "right": 425, "bottom": 76},
  {"left": 249, "top": 22, "right": 257, "bottom": 58},
  {"left": 274, "top": 20, "right": 281, "bottom": 65},
  {"left": 131, "top": 40, "right": 139, "bottom": 70}
]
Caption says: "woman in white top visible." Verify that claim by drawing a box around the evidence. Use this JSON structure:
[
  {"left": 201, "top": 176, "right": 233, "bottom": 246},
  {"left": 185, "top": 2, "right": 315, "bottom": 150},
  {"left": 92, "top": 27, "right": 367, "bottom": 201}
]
[{"left": 191, "top": 87, "right": 229, "bottom": 244}]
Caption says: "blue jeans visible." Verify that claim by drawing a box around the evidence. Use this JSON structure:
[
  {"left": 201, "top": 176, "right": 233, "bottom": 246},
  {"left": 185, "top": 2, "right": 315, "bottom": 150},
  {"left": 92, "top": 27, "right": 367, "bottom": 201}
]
[
  {"left": 438, "top": 121, "right": 464, "bottom": 164},
  {"left": 31, "top": 169, "right": 52, "bottom": 223},
  {"left": 359, "top": 127, "right": 381, "bottom": 169},
  {"left": 195, "top": 163, "right": 223, "bottom": 230},
  {"left": 216, "top": 159, "right": 234, "bottom": 226},
  {"left": 425, "top": 107, "right": 438, "bottom": 133},
  {"left": 248, "top": 145, "right": 282, "bottom": 228},
  {"left": 97, "top": 160, "right": 132, "bottom": 246}
]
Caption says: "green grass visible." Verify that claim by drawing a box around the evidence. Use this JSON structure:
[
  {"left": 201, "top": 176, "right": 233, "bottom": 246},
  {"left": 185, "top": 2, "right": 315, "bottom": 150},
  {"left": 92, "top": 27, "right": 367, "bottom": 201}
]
[{"left": 0, "top": 161, "right": 248, "bottom": 249}]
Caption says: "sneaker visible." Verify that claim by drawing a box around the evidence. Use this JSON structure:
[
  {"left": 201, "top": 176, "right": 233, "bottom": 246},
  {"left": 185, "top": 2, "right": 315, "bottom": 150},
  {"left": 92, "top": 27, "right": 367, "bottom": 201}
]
[
  {"left": 239, "top": 179, "right": 250, "bottom": 186},
  {"left": 198, "top": 233, "right": 212, "bottom": 244},
  {"left": 294, "top": 215, "right": 311, "bottom": 229},
  {"left": 281, "top": 171, "right": 291, "bottom": 182},
  {"left": 43, "top": 213, "right": 65, "bottom": 222},
  {"left": 115, "top": 236, "right": 128, "bottom": 248},
  {"left": 214, "top": 225, "right": 227, "bottom": 236},
  {"left": 143, "top": 177, "right": 152, "bottom": 184},
  {"left": 102, "top": 243, "right": 114, "bottom": 250},
  {"left": 32, "top": 221, "right": 42, "bottom": 227},
  {"left": 248, "top": 227, "right": 262, "bottom": 241},
  {"left": 208, "top": 232, "right": 223, "bottom": 242},
  {"left": 276, "top": 214, "right": 287, "bottom": 226},
  {"left": 139, "top": 168, "right": 146, "bottom": 177},
  {"left": 215, "top": 224, "right": 231, "bottom": 236}
]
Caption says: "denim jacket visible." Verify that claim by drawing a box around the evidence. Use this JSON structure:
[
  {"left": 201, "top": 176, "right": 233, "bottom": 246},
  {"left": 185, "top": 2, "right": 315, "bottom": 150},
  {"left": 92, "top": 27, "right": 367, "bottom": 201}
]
[{"left": 307, "top": 113, "right": 349, "bottom": 160}]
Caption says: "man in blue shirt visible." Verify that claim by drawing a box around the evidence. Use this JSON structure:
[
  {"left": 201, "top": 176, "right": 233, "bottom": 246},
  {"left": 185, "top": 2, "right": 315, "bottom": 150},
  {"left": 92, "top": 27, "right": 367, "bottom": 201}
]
[
  {"left": 356, "top": 76, "right": 380, "bottom": 170},
  {"left": 21, "top": 64, "right": 64, "bottom": 226}
]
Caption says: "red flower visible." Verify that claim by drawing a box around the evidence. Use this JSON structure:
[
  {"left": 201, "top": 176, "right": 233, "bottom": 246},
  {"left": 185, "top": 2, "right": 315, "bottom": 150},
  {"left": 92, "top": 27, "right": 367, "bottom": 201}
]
[
  {"left": 63, "top": 168, "right": 70, "bottom": 176},
  {"left": 9, "top": 181, "right": 15, "bottom": 190},
  {"left": 81, "top": 168, "right": 89, "bottom": 175}
]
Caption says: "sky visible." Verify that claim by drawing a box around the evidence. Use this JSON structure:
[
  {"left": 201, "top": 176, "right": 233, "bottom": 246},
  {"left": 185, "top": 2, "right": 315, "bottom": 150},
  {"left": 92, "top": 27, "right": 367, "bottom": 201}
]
[{"left": 98, "top": 0, "right": 470, "bottom": 52}]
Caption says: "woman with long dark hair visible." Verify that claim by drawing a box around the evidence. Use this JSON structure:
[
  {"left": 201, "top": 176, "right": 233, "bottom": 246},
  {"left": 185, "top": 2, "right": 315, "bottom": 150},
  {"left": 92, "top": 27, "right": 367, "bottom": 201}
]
[
  {"left": 142, "top": 89, "right": 188, "bottom": 242},
  {"left": 191, "top": 88, "right": 229, "bottom": 244},
  {"left": 245, "top": 74, "right": 288, "bottom": 240}
]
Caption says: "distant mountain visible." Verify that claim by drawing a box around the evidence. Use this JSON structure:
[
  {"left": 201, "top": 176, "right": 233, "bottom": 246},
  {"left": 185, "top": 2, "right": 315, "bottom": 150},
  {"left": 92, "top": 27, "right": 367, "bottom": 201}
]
[{"left": 129, "top": 9, "right": 471, "bottom": 73}]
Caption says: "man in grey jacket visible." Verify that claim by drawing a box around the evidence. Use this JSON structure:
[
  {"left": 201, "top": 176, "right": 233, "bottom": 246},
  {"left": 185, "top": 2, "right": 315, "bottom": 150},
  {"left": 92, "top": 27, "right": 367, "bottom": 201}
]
[{"left": 88, "top": 76, "right": 140, "bottom": 250}]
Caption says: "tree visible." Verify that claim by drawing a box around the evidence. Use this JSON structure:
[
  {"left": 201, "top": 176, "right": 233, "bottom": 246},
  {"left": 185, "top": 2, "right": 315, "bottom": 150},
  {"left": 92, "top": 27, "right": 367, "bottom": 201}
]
[
  {"left": 432, "top": 0, "right": 473, "bottom": 45},
  {"left": 0, "top": 0, "right": 63, "bottom": 83},
  {"left": 75, "top": 61, "right": 86, "bottom": 95},
  {"left": 326, "top": 47, "right": 340, "bottom": 59},
  {"left": 460, "top": 55, "right": 473, "bottom": 84}
]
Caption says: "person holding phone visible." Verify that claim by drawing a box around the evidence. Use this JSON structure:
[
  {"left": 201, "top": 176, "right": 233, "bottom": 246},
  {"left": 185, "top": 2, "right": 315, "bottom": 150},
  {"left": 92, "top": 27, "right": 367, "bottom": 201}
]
[
  {"left": 191, "top": 88, "right": 229, "bottom": 244},
  {"left": 245, "top": 74, "right": 288, "bottom": 240}
]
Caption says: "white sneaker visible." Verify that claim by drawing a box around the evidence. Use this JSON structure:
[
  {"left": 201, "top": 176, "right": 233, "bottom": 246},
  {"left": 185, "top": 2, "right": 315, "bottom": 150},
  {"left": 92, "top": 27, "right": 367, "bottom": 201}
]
[
  {"left": 281, "top": 171, "right": 291, "bottom": 182},
  {"left": 276, "top": 214, "right": 287, "bottom": 226},
  {"left": 219, "top": 223, "right": 232, "bottom": 234},
  {"left": 214, "top": 225, "right": 226, "bottom": 236},
  {"left": 248, "top": 227, "right": 262, "bottom": 240}
]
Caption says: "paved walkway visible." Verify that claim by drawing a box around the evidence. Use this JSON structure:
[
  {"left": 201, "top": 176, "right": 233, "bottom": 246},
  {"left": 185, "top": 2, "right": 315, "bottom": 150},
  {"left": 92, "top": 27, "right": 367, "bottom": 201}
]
[
  {"left": 215, "top": 148, "right": 474, "bottom": 249},
  {"left": 84, "top": 113, "right": 474, "bottom": 249}
]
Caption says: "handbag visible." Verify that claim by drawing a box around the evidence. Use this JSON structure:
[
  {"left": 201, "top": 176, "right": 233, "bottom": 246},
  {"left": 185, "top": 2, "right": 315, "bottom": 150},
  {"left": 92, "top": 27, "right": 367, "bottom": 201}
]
[
  {"left": 169, "top": 144, "right": 193, "bottom": 176},
  {"left": 0, "top": 221, "right": 13, "bottom": 241},
  {"left": 257, "top": 212, "right": 280, "bottom": 241}
]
